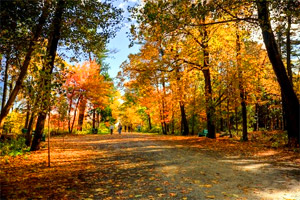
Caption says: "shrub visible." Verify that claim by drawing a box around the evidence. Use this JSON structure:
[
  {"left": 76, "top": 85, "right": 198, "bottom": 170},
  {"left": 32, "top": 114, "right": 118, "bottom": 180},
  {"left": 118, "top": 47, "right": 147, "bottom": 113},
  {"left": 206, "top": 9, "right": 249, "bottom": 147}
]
[{"left": 0, "top": 137, "right": 29, "bottom": 156}]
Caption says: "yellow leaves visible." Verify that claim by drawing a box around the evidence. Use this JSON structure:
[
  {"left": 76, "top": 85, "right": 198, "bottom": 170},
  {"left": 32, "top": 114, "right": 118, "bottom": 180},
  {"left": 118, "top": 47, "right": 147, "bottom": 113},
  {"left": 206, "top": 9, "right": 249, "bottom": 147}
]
[
  {"left": 199, "top": 184, "right": 213, "bottom": 188},
  {"left": 169, "top": 192, "right": 177, "bottom": 197},
  {"left": 205, "top": 195, "right": 215, "bottom": 199}
]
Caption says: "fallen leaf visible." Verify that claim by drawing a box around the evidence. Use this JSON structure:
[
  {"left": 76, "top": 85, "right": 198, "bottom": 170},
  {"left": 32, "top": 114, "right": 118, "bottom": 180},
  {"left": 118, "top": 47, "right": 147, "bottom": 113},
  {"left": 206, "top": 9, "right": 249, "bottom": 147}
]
[{"left": 199, "top": 184, "right": 212, "bottom": 188}]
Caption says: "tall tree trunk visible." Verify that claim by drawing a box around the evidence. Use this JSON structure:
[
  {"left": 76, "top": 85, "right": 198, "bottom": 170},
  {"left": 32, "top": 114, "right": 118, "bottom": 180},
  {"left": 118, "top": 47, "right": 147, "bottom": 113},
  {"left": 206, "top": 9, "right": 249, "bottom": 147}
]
[
  {"left": 236, "top": 26, "right": 248, "bottom": 141},
  {"left": 31, "top": 0, "right": 65, "bottom": 151},
  {"left": 180, "top": 101, "right": 189, "bottom": 135},
  {"left": 255, "top": 103, "right": 259, "bottom": 131},
  {"left": 202, "top": 26, "right": 216, "bottom": 139},
  {"left": 227, "top": 98, "right": 232, "bottom": 138},
  {"left": 92, "top": 108, "right": 96, "bottom": 129},
  {"left": 286, "top": 4, "right": 293, "bottom": 85},
  {"left": 235, "top": 106, "right": 238, "bottom": 134},
  {"left": 68, "top": 91, "right": 74, "bottom": 133},
  {"left": 96, "top": 111, "right": 100, "bottom": 128},
  {"left": 0, "top": 3, "right": 50, "bottom": 127},
  {"left": 191, "top": 84, "right": 197, "bottom": 135},
  {"left": 25, "top": 113, "right": 36, "bottom": 146},
  {"left": 171, "top": 108, "right": 175, "bottom": 134},
  {"left": 161, "top": 74, "right": 168, "bottom": 135},
  {"left": 70, "top": 96, "right": 80, "bottom": 134},
  {"left": 257, "top": 0, "right": 299, "bottom": 146},
  {"left": 77, "top": 98, "right": 87, "bottom": 131},
  {"left": 147, "top": 113, "right": 152, "bottom": 130},
  {"left": 1, "top": 53, "right": 10, "bottom": 112}
]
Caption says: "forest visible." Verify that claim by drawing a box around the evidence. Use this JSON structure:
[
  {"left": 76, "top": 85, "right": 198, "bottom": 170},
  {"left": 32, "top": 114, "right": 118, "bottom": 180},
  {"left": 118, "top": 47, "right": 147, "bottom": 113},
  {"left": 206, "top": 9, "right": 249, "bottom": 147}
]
[
  {"left": 1, "top": 0, "right": 299, "bottom": 152},
  {"left": 1, "top": 0, "right": 300, "bottom": 199}
]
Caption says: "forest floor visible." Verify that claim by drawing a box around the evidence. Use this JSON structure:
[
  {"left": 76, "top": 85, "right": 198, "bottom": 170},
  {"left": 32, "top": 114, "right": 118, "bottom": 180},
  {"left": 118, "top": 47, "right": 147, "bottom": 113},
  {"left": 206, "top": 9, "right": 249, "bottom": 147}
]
[{"left": 1, "top": 132, "right": 300, "bottom": 200}]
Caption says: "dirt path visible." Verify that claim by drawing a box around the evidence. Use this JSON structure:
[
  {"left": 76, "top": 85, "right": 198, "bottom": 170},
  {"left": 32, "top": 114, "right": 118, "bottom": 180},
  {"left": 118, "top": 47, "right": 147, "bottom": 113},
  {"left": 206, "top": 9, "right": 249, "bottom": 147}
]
[{"left": 1, "top": 133, "right": 299, "bottom": 199}]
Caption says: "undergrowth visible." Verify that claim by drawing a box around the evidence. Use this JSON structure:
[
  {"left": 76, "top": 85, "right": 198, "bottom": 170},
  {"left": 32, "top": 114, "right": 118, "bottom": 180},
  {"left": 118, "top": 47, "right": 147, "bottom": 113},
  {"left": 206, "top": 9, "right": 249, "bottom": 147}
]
[{"left": 0, "top": 137, "right": 30, "bottom": 157}]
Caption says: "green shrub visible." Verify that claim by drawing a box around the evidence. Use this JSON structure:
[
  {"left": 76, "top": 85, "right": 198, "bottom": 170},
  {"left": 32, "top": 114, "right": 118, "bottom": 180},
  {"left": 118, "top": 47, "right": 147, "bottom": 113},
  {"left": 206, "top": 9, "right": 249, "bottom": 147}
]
[
  {"left": 146, "top": 126, "right": 161, "bottom": 133},
  {"left": 0, "top": 137, "right": 29, "bottom": 156},
  {"left": 97, "top": 122, "right": 109, "bottom": 134}
]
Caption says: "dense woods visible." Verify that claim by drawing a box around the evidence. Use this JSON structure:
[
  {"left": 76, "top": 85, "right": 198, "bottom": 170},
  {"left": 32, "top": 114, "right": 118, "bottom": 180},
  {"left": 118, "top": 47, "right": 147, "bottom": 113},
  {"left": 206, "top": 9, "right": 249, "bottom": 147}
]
[
  {"left": 1, "top": 1, "right": 300, "bottom": 199},
  {"left": 0, "top": 0, "right": 299, "bottom": 155},
  {"left": 119, "top": 0, "right": 300, "bottom": 146},
  {"left": 0, "top": 0, "right": 122, "bottom": 151}
]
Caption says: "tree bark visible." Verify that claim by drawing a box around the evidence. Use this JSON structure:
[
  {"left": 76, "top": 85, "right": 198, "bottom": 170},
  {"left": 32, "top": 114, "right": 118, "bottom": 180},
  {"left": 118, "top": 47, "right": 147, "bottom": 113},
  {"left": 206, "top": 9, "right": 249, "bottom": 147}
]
[
  {"left": 31, "top": 0, "right": 65, "bottom": 151},
  {"left": 70, "top": 96, "right": 80, "bottom": 133},
  {"left": 286, "top": 4, "right": 293, "bottom": 85},
  {"left": 25, "top": 113, "right": 36, "bottom": 146},
  {"left": 1, "top": 53, "right": 10, "bottom": 112},
  {"left": 147, "top": 113, "right": 152, "bottom": 130},
  {"left": 161, "top": 74, "right": 168, "bottom": 135},
  {"left": 77, "top": 98, "right": 87, "bottom": 131},
  {"left": 236, "top": 25, "right": 248, "bottom": 141},
  {"left": 92, "top": 108, "right": 96, "bottom": 129},
  {"left": 180, "top": 101, "right": 189, "bottom": 135},
  {"left": 0, "top": 2, "right": 50, "bottom": 127},
  {"left": 257, "top": 0, "right": 299, "bottom": 146},
  {"left": 201, "top": 25, "right": 216, "bottom": 139}
]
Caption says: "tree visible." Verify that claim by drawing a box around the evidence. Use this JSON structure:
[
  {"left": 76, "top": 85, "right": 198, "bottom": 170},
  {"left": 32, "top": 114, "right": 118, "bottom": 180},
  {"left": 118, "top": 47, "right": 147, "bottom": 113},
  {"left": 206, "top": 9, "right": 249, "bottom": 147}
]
[
  {"left": 63, "top": 61, "right": 112, "bottom": 134},
  {"left": 256, "top": 0, "right": 299, "bottom": 146},
  {"left": 31, "top": 0, "right": 122, "bottom": 150},
  {"left": 0, "top": 1, "right": 51, "bottom": 128}
]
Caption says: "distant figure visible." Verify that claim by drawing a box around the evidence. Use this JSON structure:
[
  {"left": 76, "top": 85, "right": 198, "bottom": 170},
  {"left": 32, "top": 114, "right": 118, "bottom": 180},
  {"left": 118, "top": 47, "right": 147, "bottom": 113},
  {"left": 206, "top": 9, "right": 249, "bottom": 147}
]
[
  {"left": 118, "top": 124, "right": 122, "bottom": 134},
  {"left": 124, "top": 125, "right": 127, "bottom": 132},
  {"left": 109, "top": 125, "right": 114, "bottom": 135},
  {"left": 137, "top": 124, "right": 141, "bottom": 132},
  {"left": 128, "top": 125, "right": 131, "bottom": 133}
]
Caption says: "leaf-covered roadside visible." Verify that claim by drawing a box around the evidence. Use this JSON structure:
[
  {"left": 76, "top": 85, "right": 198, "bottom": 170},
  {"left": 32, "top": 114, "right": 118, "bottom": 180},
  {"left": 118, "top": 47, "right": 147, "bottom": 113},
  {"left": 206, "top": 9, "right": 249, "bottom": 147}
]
[{"left": 1, "top": 133, "right": 299, "bottom": 199}]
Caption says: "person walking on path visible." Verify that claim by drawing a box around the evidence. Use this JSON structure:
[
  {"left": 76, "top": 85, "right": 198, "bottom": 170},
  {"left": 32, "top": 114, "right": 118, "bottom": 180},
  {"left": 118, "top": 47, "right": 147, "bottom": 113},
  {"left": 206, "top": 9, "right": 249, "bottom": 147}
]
[
  {"left": 109, "top": 124, "right": 114, "bottom": 135},
  {"left": 137, "top": 124, "right": 141, "bottom": 132},
  {"left": 118, "top": 123, "right": 122, "bottom": 134}
]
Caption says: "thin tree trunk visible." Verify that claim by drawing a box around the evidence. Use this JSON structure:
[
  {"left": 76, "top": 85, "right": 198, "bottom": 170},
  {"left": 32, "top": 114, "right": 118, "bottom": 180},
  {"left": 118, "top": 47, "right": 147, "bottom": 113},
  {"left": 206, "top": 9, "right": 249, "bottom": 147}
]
[
  {"left": 255, "top": 103, "right": 259, "bottom": 131},
  {"left": 180, "top": 101, "right": 189, "bottom": 135},
  {"left": 191, "top": 83, "right": 197, "bottom": 135},
  {"left": 92, "top": 108, "right": 96, "bottom": 129},
  {"left": 161, "top": 74, "right": 168, "bottom": 135},
  {"left": 235, "top": 106, "right": 238, "bottom": 135},
  {"left": 171, "top": 108, "right": 175, "bottom": 134},
  {"left": 70, "top": 96, "right": 81, "bottom": 134},
  {"left": 68, "top": 91, "right": 74, "bottom": 133},
  {"left": 77, "top": 98, "right": 86, "bottom": 131},
  {"left": 257, "top": 0, "right": 299, "bottom": 146},
  {"left": 147, "top": 113, "right": 152, "bottom": 130},
  {"left": 236, "top": 24, "right": 248, "bottom": 141},
  {"left": 0, "top": 3, "right": 50, "bottom": 127},
  {"left": 31, "top": 0, "right": 65, "bottom": 151},
  {"left": 227, "top": 98, "right": 232, "bottom": 138}
]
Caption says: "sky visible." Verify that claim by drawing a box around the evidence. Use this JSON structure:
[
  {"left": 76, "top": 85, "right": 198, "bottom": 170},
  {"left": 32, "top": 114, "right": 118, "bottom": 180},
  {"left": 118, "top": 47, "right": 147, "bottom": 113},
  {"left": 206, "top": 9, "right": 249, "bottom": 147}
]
[{"left": 105, "top": 0, "right": 141, "bottom": 79}]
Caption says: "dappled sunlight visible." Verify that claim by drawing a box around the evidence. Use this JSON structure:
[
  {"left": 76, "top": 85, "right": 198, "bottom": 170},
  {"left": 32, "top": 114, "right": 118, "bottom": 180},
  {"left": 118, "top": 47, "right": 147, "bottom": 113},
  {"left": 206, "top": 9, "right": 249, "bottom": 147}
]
[
  {"left": 220, "top": 158, "right": 271, "bottom": 172},
  {"left": 257, "top": 187, "right": 300, "bottom": 200},
  {"left": 2, "top": 134, "right": 299, "bottom": 199},
  {"left": 256, "top": 150, "right": 279, "bottom": 157},
  {"left": 239, "top": 163, "right": 271, "bottom": 171}
]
